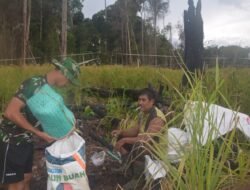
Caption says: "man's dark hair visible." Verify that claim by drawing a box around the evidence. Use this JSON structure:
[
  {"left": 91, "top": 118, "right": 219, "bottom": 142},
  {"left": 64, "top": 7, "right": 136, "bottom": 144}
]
[{"left": 138, "top": 88, "right": 158, "bottom": 101}]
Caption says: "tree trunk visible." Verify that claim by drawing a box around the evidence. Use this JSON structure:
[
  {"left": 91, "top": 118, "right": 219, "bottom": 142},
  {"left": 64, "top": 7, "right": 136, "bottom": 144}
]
[
  {"left": 104, "top": 0, "right": 107, "bottom": 54},
  {"left": 121, "top": 22, "right": 124, "bottom": 65},
  {"left": 141, "top": 2, "right": 144, "bottom": 65},
  {"left": 182, "top": 0, "right": 204, "bottom": 86},
  {"left": 130, "top": 23, "right": 139, "bottom": 66},
  {"left": 153, "top": 15, "right": 157, "bottom": 66},
  {"left": 125, "top": 0, "right": 132, "bottom": 64},
  {"left": 27, "top": 0, "right": 32, "bottom": 61},
  {"left": 61, "top": 0, "right": 67, "bottom": 57},
  {"left": 27, "top": 0, "right": 31, "bottom": 45},
  {"left": 23, "top": 0, "right": 27, "bottom": 65},
  {"left": 169, "top": 24, "right": 172, "bottom": 45},
  {"left": 127, "top": 21, "right": 132, "bottom": 64},
  {"left": 22, "top": 0, "right": 31, "bottom": 65},
  {"left": 40, "top": 0, "right": 43, "bottom": 40}
]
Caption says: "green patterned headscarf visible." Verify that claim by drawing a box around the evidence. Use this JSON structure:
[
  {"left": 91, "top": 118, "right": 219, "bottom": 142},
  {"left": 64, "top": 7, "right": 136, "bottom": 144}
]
[{"left": 52, "top": 58, "right": 80, "bottom": 85}]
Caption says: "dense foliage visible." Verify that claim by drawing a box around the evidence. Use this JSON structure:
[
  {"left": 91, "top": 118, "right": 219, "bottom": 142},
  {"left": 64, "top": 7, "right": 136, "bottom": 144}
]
[{"left": 0, "top": 0, "right": 173, "bottom": 64}]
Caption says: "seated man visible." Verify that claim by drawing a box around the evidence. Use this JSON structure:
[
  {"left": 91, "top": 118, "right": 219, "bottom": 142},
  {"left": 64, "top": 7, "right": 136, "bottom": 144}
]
[{"left": 112, "top": 88, "right": 167, "bottom": 157}]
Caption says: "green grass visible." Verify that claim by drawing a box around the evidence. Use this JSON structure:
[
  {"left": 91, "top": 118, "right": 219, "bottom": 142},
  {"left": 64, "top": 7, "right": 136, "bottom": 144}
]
[
  {"left": 80, "top": 65, "right": 181, "bottom": 88},
  {"left": 0, "top": 64, "right": 250, "bottom": 189},
  {"left": 1, "top": 64, "right": 250, "bottom": 114},
  {"left": 142, "top": 65, "right": 250, "bottom": 190},
  {"left": 0, "top": 64, "right": 181, "bottom": 112},
  {"left": 0, "top": 65, "right": 51, "bottom": 112}
]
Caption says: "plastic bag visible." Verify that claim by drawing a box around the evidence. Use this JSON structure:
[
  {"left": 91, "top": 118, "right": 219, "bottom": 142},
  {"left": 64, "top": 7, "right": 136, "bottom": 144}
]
[
  {"left": 145, "top": 155, "right": 167, "bottom": 180},
  {"left": 91, "top": 151, "right": 106, "bottom": 166},
  {"left": 167, "top": 127, "right": 190, "bottom": 162},
  {"left": 45, "top": 132, "right": 90, "bottom": 190},
  {"left": 184, "top": 101, "right": 250, "bottom": 145}
]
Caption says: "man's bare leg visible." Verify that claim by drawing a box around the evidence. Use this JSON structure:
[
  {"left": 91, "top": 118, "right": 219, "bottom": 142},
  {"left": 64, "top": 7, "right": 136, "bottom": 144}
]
[
  {"left": 8, "top": 181, "right": 24, "bottom": 190},
  {"left": 23, "top": 173, "right": 32, "bottom": 190},
  {"left": 0, "top": 184, "right": 8, "bottom": 190},
  {"left": 7, "top": 173, "right": 32, "bottom": 190}
]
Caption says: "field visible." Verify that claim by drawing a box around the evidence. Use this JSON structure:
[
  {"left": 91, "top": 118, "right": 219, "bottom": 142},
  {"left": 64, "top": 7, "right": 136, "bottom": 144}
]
[
  {"left": 1, "top": 65, "right": 250, "bottom": 113},
  {"left": 1, "top": 64, "right": 250, "bottom": 189}
]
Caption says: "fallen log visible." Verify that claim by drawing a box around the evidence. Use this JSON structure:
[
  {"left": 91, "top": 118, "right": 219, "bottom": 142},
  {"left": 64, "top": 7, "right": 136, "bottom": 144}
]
[{"left": 81, "top": 84, "right": 170, "bottom": 107}]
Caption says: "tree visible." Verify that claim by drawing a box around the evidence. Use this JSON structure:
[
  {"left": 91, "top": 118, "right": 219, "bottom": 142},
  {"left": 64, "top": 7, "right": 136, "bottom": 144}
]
[
  {"left": 162, "top": 22, "right": 172, "bottom": 44},
  {"left": 23, "top": 0, "right": 28, "bottom": 64},
  {"left": 69, "top": 0, "right": 83, "bottom": 14},
  {"left": 69, "top": 0, "right": 84, "bottom": 27},
  {"left": 0, "top": 0, "right": 174, "bottom": 65},
  {"left": 22, "top": 0, "right": 31, "bottom": 65},
  {"left": 61, "top": 0, "right": 67, "bottom": 57},
  {"left": 176, "top": 22, "right": 184, "bottom": 50},
  {"left": 29, "top": 0, "right": 61, "bottom": 61},
  {"left": 116, "top": 0, "right": 145, "bottom": 64},
  {"left": 140, "top": 1, "right": 145, "bottom": 62},
  {"left": 182, "top": 0, "right": 204, "bottom": 85},
  {"left": 194, "top": 0, "right": 204, "bottom": 71},
  {"left": 0, "top": 1, "right": 23, "bottom": 61},
  {"left": 146, "top": 0, "right": 169, "bottom": 65},
  {"left": 92, "top": 0, "right": 145, "bottom": 64}
]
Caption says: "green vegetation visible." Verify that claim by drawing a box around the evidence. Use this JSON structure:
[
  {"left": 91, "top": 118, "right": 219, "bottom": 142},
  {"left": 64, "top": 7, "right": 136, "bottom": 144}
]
[
  {"left": 1, "top": 65, "right": 250, "bottom": 114},
  {"left": 0, "top": 65, "right": 51, "bottom": 111},
  {"left": 1, "top": 0, "right": 249, "bottom": 189},
  {"left": 143, "top": 66, "right": 250, "bottom": 189},
  {"left": 0, "top": 0, "right": 173, "bottom": 65},
  {"left": 0, "top": 64, "right": 250, "bottom": 189}
]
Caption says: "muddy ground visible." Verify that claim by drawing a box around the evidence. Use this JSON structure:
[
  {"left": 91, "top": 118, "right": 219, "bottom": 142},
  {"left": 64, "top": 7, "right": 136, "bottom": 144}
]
[
  {"left": 1, "top": 118, "right": 250, "bottom": 190},
  {"left": 29, "top": 118, "right": 137, "bottom": 190}
]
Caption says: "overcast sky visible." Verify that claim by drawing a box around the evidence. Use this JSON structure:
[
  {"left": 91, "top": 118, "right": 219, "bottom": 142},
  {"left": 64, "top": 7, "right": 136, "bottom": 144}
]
[{"left": 82, "top": 0, "right": 250, "bottom": 47}]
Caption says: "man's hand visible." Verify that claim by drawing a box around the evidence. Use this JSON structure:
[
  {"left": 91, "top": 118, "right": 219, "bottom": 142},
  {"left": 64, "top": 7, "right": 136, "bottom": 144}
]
[
  {"left": 4, "top": 97, "right": 57, "bottom": 144},
  {"left": 115, "top": 138, "right": 129, "bottom": 155},
  {"left": 115, "top": 138, "right": 127, "bottom": 151},
  {"left": 36, "top": 131, "right": 56, "bottom": 143},
  {"left": 111, "top": 129, "right": 122, "bottom": 137}
]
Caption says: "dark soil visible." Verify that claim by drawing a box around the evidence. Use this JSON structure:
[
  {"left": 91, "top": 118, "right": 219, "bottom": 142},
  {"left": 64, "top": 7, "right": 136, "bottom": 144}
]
[{"left": 30, "top": 118, "right": 134, "bottom": 190}]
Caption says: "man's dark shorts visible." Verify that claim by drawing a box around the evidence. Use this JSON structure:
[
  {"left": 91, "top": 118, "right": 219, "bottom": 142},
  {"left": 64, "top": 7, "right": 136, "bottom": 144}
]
[{"left": 0, "top": 141, "right": 33, "bottom": 184}]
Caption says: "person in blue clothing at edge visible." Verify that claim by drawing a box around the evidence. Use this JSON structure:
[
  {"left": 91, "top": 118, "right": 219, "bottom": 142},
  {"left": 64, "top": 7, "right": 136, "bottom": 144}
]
[{"left": 0, "top": 58, "right": 80, "bottom": 190}]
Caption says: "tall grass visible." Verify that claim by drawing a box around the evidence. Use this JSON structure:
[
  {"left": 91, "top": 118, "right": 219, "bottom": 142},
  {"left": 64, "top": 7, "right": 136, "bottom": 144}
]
[
  {"left": 204, "top": 67, "right": 250, "bottom": 114},
  {"left": 1, "top": 64, "right": 250, "bottom": 114},
  {"left": 0, "top": 65, "right": 180, "bottom": 112},
  {"left": 145, "top": 65, "right": 250, "bottom": 190},
  {"left": 80, "top": 65, "right": 181, "bottom": 88},
  {"left": 0, "top": 64, "right": 249, "bottom": 189},
  {"left": 0, "top": 65, "right": 51, "bottom": 112}
]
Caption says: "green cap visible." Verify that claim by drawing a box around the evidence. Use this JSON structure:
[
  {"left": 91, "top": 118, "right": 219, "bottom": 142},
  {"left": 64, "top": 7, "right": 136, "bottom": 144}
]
[{"left": 52, "top": 58, "right": 80, "bottom": 86}]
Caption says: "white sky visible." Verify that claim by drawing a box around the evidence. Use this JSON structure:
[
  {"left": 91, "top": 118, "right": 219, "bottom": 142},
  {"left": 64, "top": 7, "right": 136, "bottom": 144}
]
[{"left": 82, "top": 0, "right": 250, "bottom": 47}]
